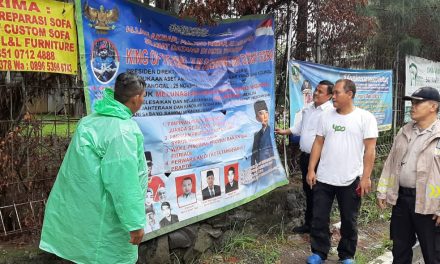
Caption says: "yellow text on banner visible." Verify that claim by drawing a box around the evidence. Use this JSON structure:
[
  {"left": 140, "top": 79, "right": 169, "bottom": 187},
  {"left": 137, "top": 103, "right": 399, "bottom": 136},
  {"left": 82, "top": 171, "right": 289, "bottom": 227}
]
[{"left": 0, "top": 0, "right": 77, "bottom": 74}]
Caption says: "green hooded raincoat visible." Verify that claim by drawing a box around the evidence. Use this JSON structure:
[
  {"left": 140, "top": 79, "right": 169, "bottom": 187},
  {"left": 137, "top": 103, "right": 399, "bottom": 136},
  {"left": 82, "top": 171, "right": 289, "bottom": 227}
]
[{"left": 40, "top": 89, "right": 148, "bottom": 264}]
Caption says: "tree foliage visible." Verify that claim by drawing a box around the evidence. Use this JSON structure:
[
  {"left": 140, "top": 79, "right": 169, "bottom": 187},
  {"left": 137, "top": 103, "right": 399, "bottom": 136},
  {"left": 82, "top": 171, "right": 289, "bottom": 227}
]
[
  {"left": 177, "top": 0, "right": 376, "bottom": 66},
  {"left": 367, "top": 0, "right": 440, "bottom": 68},
  {"left": 179, "top": 0, "right": 292, "bottom": 24},
  {"left": 176, "top": 0, "right": 376, "bottom": 106},
  {"left": 315, "top": 0, "right": 376, "bottom": 66}
]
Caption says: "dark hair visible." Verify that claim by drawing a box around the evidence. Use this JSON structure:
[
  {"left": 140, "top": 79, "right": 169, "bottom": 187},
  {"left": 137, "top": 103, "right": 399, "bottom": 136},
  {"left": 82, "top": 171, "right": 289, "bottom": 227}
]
[
  {"left": 144, "top": 151, "right": 153, "bottom": 167},
  {"left": 228, "top": 167, "right": 235, "bottom": 174},
  {"left": 301, "top": 80, "right": 311, "bottom": 91},
  {"left": 318, "top": 80, "right": 334, "bottom": 95},
  {"left": 114, "top": 72, "right": 146, "bottom": 104},
  {"left": 335, "top": 79, "right": 356, "bottom": 99},
  {"left": 144, "top": 151, "right": 152, "bottom": 162},
  {"left": 206, "top": 170, "right": 214, "bottom": 177},
  {"left": 161, "top": 202, "right": 170, "bottom": 210},
  {"left": 254, "top": 100, "right": 268, "bottom": 115},
  {"left": 146, "top": 188, "right": 153, "bottom": 194},
  {"left": 182, "top": 177, "right": 192, "bottom": 183}
]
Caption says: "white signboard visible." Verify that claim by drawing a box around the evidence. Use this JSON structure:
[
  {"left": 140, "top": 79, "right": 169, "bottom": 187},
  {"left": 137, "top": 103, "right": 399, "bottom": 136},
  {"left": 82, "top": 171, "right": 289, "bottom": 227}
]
[{"left": 405, "top": 55, "right": 440, "bottom": 121}]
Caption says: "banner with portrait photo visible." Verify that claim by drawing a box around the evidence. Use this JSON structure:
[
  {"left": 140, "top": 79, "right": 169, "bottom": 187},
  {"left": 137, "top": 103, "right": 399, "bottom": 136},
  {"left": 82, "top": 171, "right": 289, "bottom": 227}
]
[
  {"left": 288, "top": 60, "right": 393, "bottom": 132},
  {"left": 75, "top": 0, "right": 288, "bottom": 240},
  {"left": 405, "top": 55, "right": 440, "bottom": 121}
]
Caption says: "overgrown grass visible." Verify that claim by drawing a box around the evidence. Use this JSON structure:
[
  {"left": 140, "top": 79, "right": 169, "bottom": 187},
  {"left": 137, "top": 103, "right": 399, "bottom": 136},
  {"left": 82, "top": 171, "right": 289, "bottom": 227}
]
[
  {"left": 355, "top": 237, "right": 392, "bottom": 264},
  {"left": 359, "top": 158, "right": 392, "bottom": 225},
  {"left": 36, "top": 114, "right": 78, "bottom": 137},
  {"left": 358, "top": 192, "right": 391, "bottom": 226},
  {"left": 41, "top": 122, "right": 77, "bottom": 136},
  {"left": 220, "top": 232, "right": 281, "bottom": 264},
  {"left": 200, "top": 221, "right": 285, "bottom": 264}
]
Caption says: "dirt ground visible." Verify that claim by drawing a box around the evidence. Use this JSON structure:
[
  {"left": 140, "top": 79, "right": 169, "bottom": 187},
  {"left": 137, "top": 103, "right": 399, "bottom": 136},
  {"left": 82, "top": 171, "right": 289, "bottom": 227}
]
[
  {"left": 0, "top": 233, "right": 71, "bottom": 264},
  {"left": 0, "top": 221, "right": 390, "bottom": 264},
  {"left": 279, "top": 220, "right": 390, "bottom": 264},
  {"left": 198, "top": 220, "right": 390, "bottom": 264}
]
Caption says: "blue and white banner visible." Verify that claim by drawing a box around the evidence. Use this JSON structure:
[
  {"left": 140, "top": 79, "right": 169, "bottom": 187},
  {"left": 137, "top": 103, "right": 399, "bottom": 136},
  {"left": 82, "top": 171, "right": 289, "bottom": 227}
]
[
  {"left": 289, "top": 61, "right": 393, "bottom": 131},
  {"left": 75, "top": 0, "right": 287, "bottom": 240}
]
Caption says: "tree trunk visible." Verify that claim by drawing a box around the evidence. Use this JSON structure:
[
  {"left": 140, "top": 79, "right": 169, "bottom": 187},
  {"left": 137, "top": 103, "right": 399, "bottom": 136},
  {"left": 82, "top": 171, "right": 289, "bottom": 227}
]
[
  {"left": 295, "top": 0, "right": 308, "bottom": 60},
  {"left": 0, "top": 73, "right": 25, "bottom": 138},
  {"left": 155, "top": 0, "right": 171, "bottom": 11}
]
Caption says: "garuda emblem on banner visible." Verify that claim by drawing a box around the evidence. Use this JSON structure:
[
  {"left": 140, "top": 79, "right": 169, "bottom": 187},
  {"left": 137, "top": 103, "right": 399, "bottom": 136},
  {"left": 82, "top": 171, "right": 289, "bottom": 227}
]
[{"left": 84, "top": 3, "right": 119, "bottom": 34}]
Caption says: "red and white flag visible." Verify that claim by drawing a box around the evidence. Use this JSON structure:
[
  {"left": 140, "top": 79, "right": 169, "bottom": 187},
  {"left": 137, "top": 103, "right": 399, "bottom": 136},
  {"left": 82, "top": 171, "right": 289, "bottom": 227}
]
[{"left": 255, "top": 19, "right": 274, "bottom": 37}]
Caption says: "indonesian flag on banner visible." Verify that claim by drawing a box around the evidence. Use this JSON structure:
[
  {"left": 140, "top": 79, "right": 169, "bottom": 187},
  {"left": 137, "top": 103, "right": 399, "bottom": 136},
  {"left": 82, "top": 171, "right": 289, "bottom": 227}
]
[{"left": 255, "top": 19, "right": 274, "bottom": 37}]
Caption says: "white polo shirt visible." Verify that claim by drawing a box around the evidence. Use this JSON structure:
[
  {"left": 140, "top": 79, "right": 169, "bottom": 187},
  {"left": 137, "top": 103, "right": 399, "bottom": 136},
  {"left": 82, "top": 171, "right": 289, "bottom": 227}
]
[{"left": 290, "top": 100, "right": 334, "bottom": 154}]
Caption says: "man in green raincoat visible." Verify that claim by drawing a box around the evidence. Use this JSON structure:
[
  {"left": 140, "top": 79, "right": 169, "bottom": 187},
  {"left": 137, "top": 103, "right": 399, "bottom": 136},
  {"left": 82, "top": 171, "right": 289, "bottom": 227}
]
[{"left": 40, "top": 72, "right": 148, "bottom": 264}]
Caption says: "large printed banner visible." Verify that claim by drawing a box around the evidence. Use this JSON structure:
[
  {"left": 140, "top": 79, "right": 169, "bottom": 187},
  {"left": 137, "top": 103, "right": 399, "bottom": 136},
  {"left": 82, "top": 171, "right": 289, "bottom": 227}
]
[
  {"left": 75, "top": 0, "right": 287, "bottom": 240},
  {"left": 405, "top": 55, "right": 440, "bottom": 121},
  {"left": 289, "top": 61, "right": 393, "bottom": 132},
  {"left": 0, "top": 0, "right": 77, "bottom": 74}
]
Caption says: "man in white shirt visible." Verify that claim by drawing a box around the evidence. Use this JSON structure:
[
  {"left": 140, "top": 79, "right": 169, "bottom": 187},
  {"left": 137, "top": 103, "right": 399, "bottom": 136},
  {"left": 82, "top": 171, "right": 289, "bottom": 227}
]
[
  {"left": 276, "top": 80, "right": 334, "bottom": 233},
  {"left": 177, "top": 177, "right": 197, "bottom": 207},
  {"left": 306, "top": 79, "right": 378, "bottom": 264}
]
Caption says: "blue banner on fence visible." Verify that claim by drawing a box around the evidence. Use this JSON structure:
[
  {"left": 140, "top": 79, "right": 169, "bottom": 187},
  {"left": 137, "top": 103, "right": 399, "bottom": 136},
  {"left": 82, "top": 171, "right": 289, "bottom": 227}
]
[
  {"left": 75, "top": 0, "right": 287, "bottom": 240},
  {"left": 288, "top": 61, "right": 393, "bottom": 132}
]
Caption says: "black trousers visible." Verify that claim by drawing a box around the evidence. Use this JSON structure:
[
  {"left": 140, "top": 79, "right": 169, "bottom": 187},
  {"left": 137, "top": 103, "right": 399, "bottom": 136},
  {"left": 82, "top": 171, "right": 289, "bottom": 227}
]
[
  {"left": 310, "top": 178, "right": 361, "bottom": 260},
  {"left": 391, "top": 187, "right": 440, "bottom": 264},
  {"left": 299, "top": 152, "right": 313, "bottom": 226}
]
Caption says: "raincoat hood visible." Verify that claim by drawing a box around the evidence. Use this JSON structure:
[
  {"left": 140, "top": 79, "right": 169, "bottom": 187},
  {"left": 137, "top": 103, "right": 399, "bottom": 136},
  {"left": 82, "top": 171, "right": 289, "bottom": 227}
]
[{"left": 94, "top": 89, "right": 133, "bottom": 119}]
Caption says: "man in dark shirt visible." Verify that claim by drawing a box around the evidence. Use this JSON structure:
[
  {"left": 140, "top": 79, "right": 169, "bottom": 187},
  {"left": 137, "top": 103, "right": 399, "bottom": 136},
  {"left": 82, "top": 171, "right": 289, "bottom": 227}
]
[
  {"left": 202, "top": 170, "right": 221, "bottom": 200},
  {"left": 159, "top": 202, "right": 179, "bottom": 228},
  {"left": 225, "top": 167, "right": 238, "bottom": 193},
  {"left": 251, "top": 100, "right": 274, "bottom": 166}
]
